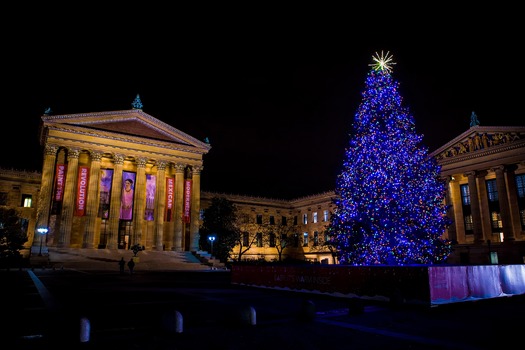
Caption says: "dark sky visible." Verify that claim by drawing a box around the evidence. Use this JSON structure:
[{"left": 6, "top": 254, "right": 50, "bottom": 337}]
[{"left": 3, "top": 9, "right": 523, "bottom": 199}]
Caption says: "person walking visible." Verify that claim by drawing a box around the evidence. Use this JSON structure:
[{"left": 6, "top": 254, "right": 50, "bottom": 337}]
[
  {"left": 127, "top": 257, "right": 135, "bottom": 275},
  {"left": 118, "top": 257, "right": 125, "bottom": 274}
]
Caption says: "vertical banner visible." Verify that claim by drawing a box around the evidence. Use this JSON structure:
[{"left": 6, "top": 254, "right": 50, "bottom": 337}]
[
  {"left": 98, "top": 169, "right": 113, "bottom": 218},
  {"left": 54, "top": 164, "right": 67, "bottom": 201},
  {"left": 145, "top": 174, "right": 156, "bottom": 221},
  {"left": 120, "top": 171, "right": 136, "bottom": 221},
  {"left": 165, "top": 177, "right": 174, "bottom": 222},
  {"left": 184, "top": 179, "right": 192, "bottom": 223},
  {"left": 75, "top": 166, "right": 90, "bottom": 216}
]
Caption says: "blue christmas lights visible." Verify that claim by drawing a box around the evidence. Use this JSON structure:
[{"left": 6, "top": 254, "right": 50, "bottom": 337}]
[{"left": 329, "top": 57, "right": 452, "bottom": 266}]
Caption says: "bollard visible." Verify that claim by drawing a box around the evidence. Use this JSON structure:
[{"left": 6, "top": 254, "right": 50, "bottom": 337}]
[
  {"left": 79, "top": 317, "right": 90, "bottom": 343},
  {"left": 174, "top": 311, "right": 183, "bottom": 333},
  {"left": 248, "top": 306, "right": 256, "bottom": 326},
  {"left": 299, "top": 300, "right": 316, "bottom": 322},
  {"left": 238, "top": 306, "right": 256, "bottom": 326},
  {"left": 162, "top": 310, "right": 183, "bottom": 334}
]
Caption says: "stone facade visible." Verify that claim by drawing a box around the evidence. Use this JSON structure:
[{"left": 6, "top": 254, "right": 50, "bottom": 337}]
[{"left": 1, "top": 107, "right": 524, "bottom": 264}]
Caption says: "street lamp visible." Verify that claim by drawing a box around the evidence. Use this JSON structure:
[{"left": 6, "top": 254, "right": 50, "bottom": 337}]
[
  {"left": 37, "top": 227, "right": 48, "bottom": 256},
  {"left": 208, "top": 235, "right": 216, "bottom": 255}
]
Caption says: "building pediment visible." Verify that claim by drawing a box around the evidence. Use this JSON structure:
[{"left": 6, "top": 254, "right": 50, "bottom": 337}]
[
  {"left": 40, "top": 109, "right": 211, "bottom": 151},
  {"left": 430, "top": 125, "right": 525, "bottom": 161}
]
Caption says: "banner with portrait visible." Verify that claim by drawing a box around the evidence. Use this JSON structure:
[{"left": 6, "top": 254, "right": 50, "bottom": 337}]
[
  {"left": 120, "top": 171, "right": 136, "bottom": 221},
  {"left": 145, "top": 174, "right": 156, "bottom": 221},
  {"left": 98, "top": 169, "right": 113, "bottom": 218}
]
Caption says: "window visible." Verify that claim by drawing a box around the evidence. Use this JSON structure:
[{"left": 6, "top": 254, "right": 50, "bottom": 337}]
[
  {"left": 293, "top": 216, "right": 298, "bottom": 225},
  {"left": 323, "top": 210, "right": 329, "bottom": 222},
  {"left": 269, "top": 233, "right": 276, "bottom": 247},
  {"left": 516, "top": 174, "right": 525, "bottom": 230},
  {"left": 256, "top": 232, "right": 263, "bottom": 247},
  {"left": 281, "top": 216, "right": 287, "bottom": 225},
  {"left": 460, "top": 184, "right": 473, "bottom": 234},
  {"left": 239, "top": 213, "right": 250, "bottom": 224},
  {"left": 242, "top": 232, "right": 249, "bottom": 246},
  {"left": 486, "top": 179, "right": 502, "bottom": 233},
  {"left": 22, "top": 194, "right": 32, "bottom": 208},
  {"left": 269, "top": 215, "right": 275, "bottom": 225},
  {"left": 303, "top": 213, "right": 308, "bottom": 224},
  {"left": 312, "top": 212, "right": 318, "bottom": 223},
  {"left": 0, "top": 192, "right": 7, "bottom": 205},
  {"left": 256, "top": 214, "right": 263, "bottom": 224},
  {"left": 313, "top": 231, "right": 319, "bottom": 246},
  {"left": 303, "top": 232, "right": 308, "bottom": 246}
]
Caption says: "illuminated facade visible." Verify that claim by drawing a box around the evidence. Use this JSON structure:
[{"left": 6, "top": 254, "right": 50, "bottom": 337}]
[
  {"left": 1, "top": 105, "right": 524, "bottom": 264},
  {"left": 24, "top": 100, "right": 211, "bottom": 256}
]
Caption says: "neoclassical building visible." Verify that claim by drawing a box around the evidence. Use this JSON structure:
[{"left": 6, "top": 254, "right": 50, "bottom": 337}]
[
  {"left": 1, "top": 102, "right": 524, "bottom": 264},
  {"left": 27, "top": 96, "right": 211, "bottom": 255}
]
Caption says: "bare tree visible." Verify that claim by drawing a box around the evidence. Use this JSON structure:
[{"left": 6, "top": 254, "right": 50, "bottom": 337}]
[
  {"left": 260, "top": 216, "right": 298, "bottom": 262},
  {"left": 232, "top": 216, "right": 261, "bottom": 262},
  {"left": 309, "top": 228, "right": 339, "bottom": 264}
]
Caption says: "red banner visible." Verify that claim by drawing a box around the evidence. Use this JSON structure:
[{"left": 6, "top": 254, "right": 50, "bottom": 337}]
[
  {"left": 184, "top": 179, "right": 192, "bottom": 223},
  {"left": 165, "top": 177, "right": 174, "bottom": 222},
  {"left": 75, "top": 166, "right": 89, "bottom": 216},
  {"left": 54, "top": 164, "right": 67, "bottom": 201}
]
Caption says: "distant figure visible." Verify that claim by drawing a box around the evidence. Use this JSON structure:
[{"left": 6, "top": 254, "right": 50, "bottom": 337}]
[
  {"left": 118, "top": 257, "right": 125, "bottom": 274},
  {"left": 469, "top": 111, "right": 480, "bottom": 127},
  {"left": 127, "top": 258, "right": 135, "bottom": 275}
]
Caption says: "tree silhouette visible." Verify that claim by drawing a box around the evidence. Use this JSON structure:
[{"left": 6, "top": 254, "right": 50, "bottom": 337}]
[{"left": 0, "top": 208, "right": 28, "bottom": 267}]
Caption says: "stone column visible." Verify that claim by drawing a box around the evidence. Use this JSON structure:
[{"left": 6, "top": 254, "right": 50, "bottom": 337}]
[
  {"left": 154, "top": 160, "right": 167, "bottom": 251},
  {"left": 57, "top": 148, "right": 80, "bottom": 248},
  {"left": 107, "top": 154, "right": 124, "bottom": 249},
  {"left": 465, "top": 171, "right": 484, "bottom": 244},
  {"left": 82, "top": 151, "right": 103, "bottom": 248},
  {"left": 173, "top": 164, "right": 185, "bottom": 251},
  {"left": 504, "top": 165, "right": 522, "bottom": 240},
  {"left": 189, "top": 165, "right": 202, "bottom": 251},
  {"left": 133, "top": 157, "right": 148, "bottom": 247},
  {"left": 493, "top": 166, "right": 514, "bottom": 242},
  {"left": 33, "top": 144, "right": 58, "bottom": 252},
  {"left": 444, "top": 176, "right": 457, "bottom": 243}
]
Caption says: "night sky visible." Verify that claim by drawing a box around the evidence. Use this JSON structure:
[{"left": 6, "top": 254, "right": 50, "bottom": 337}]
[{"left": 3, "top": 9, "right": 523, "bottom": 199}]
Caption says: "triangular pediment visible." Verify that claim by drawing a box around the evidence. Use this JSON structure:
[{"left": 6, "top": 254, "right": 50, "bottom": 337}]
[
  {"left": 41, "top": 109, "right": 210, "bottom": 150},
  {"left": 430, "top": 125, "right": 525, "bottom": 161}
]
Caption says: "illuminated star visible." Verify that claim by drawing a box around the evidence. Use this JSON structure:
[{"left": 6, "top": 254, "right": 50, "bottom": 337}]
[{"left": 369, "top": 51, "right": 396, "bottom": 73}]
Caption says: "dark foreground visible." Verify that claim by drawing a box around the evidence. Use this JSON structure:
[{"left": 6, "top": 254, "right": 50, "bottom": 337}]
[{"left": 2, "top": 267, "right": 524, "bottom": 349}]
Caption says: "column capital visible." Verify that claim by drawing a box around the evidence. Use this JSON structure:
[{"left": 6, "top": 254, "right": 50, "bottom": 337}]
[
  {"left": 491, "top": 165, "right": 505, "bottom": 174},
  {"left": 464, "top": 170, "right": 487, "bottom": 178},
  {"left": 113, "top": 154, "right": 125, "bottom": 165},
  {"left": 192, "top": 165, "right": 203, "bottom": 175},
  {"left": 90, "top": 150, "right": 103, "bottom": 162},
  {"left": 156, "top": 160, "right": 168, "bottom": 171},
  {"left": 44, "top": 144, "right": 59, "bottom": 156},
  {"left": 67, "top": 148, "right": 81, "bottom": 159},
  {"left": 136, "top": 157, "right": 148, "bottom": 168},
  {"left": 174, "top": 163, "right": 185, "bottom": 173}
]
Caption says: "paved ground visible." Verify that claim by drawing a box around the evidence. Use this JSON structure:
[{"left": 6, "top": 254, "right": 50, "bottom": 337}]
[{"left": 3, "top": 265, "right": 525, "bottom": 350}]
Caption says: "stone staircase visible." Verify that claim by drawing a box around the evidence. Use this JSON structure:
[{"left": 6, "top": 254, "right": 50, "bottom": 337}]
[
  {"left": 38, "top": 248, "right": 216, "bottom": 271},
  {"left": 193, "top": 250, "right": 226, "bottom": 269}
]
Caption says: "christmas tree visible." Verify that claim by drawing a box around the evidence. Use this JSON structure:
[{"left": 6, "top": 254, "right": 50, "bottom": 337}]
[{"left": 329, "top": 51, "right": 452, "bottom": 266}]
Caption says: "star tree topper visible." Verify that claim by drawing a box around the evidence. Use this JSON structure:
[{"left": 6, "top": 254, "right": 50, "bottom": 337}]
[{"left": 368, "top": 50, "right": 396, "bottom": 73}]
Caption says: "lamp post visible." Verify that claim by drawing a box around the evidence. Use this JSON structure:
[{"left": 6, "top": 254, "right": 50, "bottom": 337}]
[
  {"left": 37, "top": 227, "right": 48, "bottom": 256},
  {"left": 208, "top": 235, "right": 216, "bottom": 256}
]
